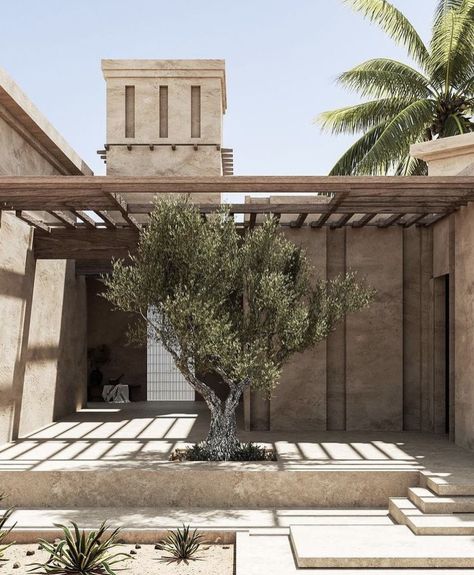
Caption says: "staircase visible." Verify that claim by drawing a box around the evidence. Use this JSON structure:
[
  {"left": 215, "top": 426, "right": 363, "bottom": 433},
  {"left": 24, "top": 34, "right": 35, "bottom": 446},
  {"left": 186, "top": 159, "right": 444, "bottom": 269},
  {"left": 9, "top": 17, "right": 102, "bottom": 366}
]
[
  {"left": 236, "top": 473, "right": 474, "bottom": 572},
  {"left": 389, "top": 472, "right": 474, "bottom": 535}
]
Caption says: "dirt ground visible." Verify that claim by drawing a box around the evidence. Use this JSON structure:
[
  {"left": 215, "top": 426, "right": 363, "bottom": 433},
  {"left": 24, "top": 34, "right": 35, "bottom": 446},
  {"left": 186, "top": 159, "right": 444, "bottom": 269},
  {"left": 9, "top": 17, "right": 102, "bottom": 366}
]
[{"left": 0, "top": 543, "right": 234, "bottom": 574}]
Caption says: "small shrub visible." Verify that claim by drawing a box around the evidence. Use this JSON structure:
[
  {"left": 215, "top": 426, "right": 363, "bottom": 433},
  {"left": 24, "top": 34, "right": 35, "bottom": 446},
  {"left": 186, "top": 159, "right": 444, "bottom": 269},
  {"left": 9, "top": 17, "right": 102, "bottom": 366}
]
[
  {"left": 173, "top": 442, "right": 276, "bottom": 462},
  {"left": 0, "top": 496, "right": 15, "bottom": 560},
  {"left": 30, "top": 521, "right": 130, "bottom": 574},
  {"left": 159, "top": 524, "right": 204, "bottom": 562}
]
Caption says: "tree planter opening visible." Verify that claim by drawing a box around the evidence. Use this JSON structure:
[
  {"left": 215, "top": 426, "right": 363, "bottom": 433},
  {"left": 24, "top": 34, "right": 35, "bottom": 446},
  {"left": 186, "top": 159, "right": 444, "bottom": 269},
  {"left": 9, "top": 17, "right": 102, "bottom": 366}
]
[{"left": 169, "top": 443, "right": 277, "bottom": 462}]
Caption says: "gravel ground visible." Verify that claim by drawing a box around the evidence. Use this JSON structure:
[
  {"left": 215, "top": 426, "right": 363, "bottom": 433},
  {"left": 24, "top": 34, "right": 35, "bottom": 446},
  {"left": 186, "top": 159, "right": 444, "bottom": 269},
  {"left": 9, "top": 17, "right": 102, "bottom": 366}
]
[{"left": 0, "top": 543, "right": 234, "bottom": 574}]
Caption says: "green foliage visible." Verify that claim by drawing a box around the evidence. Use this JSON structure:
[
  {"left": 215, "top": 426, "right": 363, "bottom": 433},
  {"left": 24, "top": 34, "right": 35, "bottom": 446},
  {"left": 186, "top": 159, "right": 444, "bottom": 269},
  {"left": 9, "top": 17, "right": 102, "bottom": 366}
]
[
  {"left": 104, "top": 198, "right": 373, "bottom": 398},
  {"left": 159, "top": 524, "right": 204, "bottom": 561},
  {"left": 104, "top": 198, "right": 373, "bottom": 456},
  {"left": 0, "top": 497, "right": 15, "bottom": 561},
  {"left": 316, "top": 0, "right": 474, "bottom": 175},
  {"left": 30, "top": 522, "right": 130, "bottom": 575},
  {"left": 180, "top": 442, "right": 275, "bottom": 461}
]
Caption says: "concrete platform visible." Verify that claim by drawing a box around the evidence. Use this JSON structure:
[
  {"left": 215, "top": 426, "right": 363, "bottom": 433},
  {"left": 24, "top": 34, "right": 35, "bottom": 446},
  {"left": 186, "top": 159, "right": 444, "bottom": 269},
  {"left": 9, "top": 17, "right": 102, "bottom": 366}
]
[
  {"left": 0, "top": 402, "right": 473, "bottom": 508},
  {"left": 236, "top": 531, "right": 474, "bottom": 575},
  {"left": 2, "top": 508, "right": 392, "bottom": 543},
  {"left": 390, "top": 497, "right": 474, "bottom": 535},
  {"left": 289, "top": 524, "right": 474, "bottom": 568},
  {"left": 408, "top": 486, "right": 474, "bottom": 513}
]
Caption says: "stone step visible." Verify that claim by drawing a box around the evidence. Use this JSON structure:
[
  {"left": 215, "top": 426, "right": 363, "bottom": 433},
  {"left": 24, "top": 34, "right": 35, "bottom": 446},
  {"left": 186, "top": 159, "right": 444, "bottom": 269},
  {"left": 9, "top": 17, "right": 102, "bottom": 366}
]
[
  {"left": 289, "top": 524, "right": 474, "bottom": 568},
  {"left": 421, "top": 472, "right": 474, "bottom": 497},
  {"left": 408, "top": 486, "right": 474, "bottom": 513},
  {"left": 236, "top": 531, "right": 474, "bottom": 575},
  {"left": 389, "top": 497, "right": 474, "bottom": 535}
]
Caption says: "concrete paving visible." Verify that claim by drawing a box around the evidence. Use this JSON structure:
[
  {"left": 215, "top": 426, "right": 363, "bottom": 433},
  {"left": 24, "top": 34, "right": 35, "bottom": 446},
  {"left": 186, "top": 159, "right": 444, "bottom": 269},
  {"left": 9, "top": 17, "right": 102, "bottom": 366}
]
[
  {"left": 289, "top": 524, "right": 474, "bottom": 568},
  {"left": 236, "top": 531, "right": 474, "bottom": 575}
]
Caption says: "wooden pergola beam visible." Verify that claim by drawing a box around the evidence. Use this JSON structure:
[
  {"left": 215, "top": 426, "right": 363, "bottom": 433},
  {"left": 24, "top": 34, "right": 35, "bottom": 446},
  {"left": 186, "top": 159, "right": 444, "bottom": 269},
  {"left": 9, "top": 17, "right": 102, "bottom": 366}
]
[
  {"left": 71, "top": 210, "right": 96, "bottom": 229},
  {"left": 15, "top": 211, "right": 50, "bottom": 233},
  {"left": 290, "top": 213, "right": 308, "bottom": 228},
  {"left": 108, "top": 192, "right": 141, "bottom": 231},
  {"left": 378, "top": 214, "right": 404, "bottom": 228},
  {"left": 404, "top": 213, "right": 429, "bottom": 227},
  {"left": 330, "top": 213, "right": 354, "bottom": 229},
  {"left": 96, "top": 210, "right": 117, "bottom": 228},
  {"left": 351, "top": 214, "right": 376, "bottom": 228},
  {"left": 48, "top": 210, "right": 76, "bottom": 229}
]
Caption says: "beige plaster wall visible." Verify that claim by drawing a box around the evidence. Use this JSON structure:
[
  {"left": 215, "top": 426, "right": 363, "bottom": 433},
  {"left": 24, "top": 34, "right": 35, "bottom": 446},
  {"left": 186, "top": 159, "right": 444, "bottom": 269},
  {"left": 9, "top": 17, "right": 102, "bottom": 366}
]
[
  {"left": 346, "top": 227, "right": 403, "bottom": 431},
  {"left": 258, "top": 224, "right": 436, "bottom": 433},
  {"left": 454, "top": 203, "right": 474, "bottom": 449},
  {"left": 0, "top": 113, "right": 58, "bottom": 176},
  {"left": 18, "top": 261, "right": 87, "bottom": 437},
  {"left": 0, "top": 213, "right": 35, "bottom": 443},
  {"left": 0, "top": 71, "right": 89, "bottom": 444}
]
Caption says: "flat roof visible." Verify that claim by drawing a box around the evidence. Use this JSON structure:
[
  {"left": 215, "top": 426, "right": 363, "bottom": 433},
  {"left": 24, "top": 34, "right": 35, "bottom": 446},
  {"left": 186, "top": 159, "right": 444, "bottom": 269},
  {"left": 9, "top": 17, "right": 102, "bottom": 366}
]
[{"left": 0, "top": 67, "right": 93, "bottom": 176}]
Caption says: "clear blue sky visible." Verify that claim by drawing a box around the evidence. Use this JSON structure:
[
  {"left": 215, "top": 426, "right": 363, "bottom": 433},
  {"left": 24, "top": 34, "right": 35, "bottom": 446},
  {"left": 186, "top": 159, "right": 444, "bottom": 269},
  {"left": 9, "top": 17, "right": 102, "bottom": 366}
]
[{"left": 1, "top": 0, "right": 436, "bottom": 175}]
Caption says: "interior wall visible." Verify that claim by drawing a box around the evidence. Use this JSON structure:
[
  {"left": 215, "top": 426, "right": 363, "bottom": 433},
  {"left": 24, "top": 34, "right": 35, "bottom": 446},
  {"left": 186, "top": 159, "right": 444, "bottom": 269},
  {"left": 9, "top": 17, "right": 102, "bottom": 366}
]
[{"left": 87, "top": 278, "right": 147, "bottom": 401}]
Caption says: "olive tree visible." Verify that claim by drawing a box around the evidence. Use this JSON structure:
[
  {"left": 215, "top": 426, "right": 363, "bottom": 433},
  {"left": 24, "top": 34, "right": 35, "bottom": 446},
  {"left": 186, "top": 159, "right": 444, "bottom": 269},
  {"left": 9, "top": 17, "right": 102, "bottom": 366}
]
[{"left": 104, "top": 198, "right": 373, "bottom": 460}]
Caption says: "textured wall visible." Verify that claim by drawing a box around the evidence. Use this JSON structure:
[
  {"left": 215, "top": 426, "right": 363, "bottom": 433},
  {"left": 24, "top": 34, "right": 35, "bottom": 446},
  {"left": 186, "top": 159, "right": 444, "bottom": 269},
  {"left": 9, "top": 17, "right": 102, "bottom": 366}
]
[
  {"left": 0, "top": 96, "right": 88, "bottom": 443},
  {"left": 454, "top": 203, "right": 474, "bottom": 449},
  {"left": 263, "top": 225, "right": 436, "bottom": 433},
  {"left": 18, "top": 261, "right": 87, "bottom": 437},
  {"left": 270, "top": 228, "right": 327, "bottom": 431}
]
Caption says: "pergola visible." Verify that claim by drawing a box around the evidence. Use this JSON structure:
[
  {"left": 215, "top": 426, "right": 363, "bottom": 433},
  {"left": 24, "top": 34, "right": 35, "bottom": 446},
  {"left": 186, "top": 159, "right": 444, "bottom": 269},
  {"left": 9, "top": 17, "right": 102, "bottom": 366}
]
[{"left": 1, "top": 175, "right": 473, "bottom": 272}]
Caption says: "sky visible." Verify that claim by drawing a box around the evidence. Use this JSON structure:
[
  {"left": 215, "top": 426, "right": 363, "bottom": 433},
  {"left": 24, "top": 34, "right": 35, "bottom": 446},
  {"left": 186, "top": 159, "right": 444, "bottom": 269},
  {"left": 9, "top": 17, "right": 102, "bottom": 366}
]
[{"left": 0, "top": 0, "right": 437, "bottom": 176}]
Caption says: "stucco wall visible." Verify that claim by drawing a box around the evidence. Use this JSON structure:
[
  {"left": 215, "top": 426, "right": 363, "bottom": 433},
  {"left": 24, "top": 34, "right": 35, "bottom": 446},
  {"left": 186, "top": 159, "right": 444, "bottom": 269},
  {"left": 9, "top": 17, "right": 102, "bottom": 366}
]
[
  {"left": 18, "top": 261, "right": 87, "bottom": 437},
  {"left": 454, "top": 203, "right": 474, "bottom": 449},
  {"left": 0, "top": 82, "right": 89, "bottom": 444},
  {"left": 243, "top": 224, "right": 436, "bottom": 433}
]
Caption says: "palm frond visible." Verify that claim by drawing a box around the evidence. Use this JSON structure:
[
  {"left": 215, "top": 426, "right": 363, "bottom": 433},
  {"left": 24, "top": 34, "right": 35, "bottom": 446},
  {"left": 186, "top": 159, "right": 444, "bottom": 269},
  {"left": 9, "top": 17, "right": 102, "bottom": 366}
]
[
  {"left": 328, "top": 123, "right": 389, "bottom": 175},
  {"left": 394, "top": 155, "right": 428, "bottom": 175},
  {"left": 337, "top": 58, "right": 433, "bottom": 99},
  {"left": 431, "top": 0, "right": 474, "bottom": 89},
  {"left": 356, "top": 99, "right": 435, "bottom": 173},
  {"left": 345, "top": 0, "right": 430, "bottom": 67},
  {"left": 317, "top": 98, "right": 413, "bottom": 135}
]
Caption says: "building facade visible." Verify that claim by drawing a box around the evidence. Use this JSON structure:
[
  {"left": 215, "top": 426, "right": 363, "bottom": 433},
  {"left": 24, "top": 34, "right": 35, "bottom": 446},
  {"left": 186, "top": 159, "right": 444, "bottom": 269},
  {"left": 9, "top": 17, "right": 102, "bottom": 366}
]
[{"left": 1, "top": 60, "right": 474, "bottom": 451}]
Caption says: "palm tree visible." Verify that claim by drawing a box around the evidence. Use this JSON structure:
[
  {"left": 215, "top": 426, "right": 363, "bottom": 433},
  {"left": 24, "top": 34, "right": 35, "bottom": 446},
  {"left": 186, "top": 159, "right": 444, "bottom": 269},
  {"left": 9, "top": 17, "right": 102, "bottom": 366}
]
[{"left": 317, "top": 0, "right": 474, "bottom": 175}]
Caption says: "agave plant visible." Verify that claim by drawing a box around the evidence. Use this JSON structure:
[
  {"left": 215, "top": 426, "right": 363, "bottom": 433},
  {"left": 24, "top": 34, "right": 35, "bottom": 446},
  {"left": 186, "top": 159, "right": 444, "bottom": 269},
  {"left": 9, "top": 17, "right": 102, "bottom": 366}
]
[
  {"left": 317, "top": 0, "right": 474, "bottom": 175},
  {"left": 0, "top": 501, "right": 16, "bottom": 560},
  {"left": 30, "top": 522, "right": 130, "bottom": 574},
  {"left": 159, "top": 524, "right": 204, "bottom": 562}
]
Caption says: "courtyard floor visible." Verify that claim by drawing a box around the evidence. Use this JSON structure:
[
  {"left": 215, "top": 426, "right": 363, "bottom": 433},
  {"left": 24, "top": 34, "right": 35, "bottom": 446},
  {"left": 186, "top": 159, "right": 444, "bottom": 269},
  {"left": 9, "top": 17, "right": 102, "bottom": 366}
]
[{"left": 0, "top": 401, "right": 472, "bottom": 478}]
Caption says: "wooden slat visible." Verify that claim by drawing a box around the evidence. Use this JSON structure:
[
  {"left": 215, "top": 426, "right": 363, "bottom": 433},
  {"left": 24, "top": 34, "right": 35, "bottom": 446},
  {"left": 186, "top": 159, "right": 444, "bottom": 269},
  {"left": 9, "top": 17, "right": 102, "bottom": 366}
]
[
  {"left": 71, "top": 210, "right": 96, "bottom": 229},
  {"left": 377, "top": 214, "right": 404, "bottom": 228},
  {"left": 330, "top": 213, "right": 354, "bottom": 229},
  {"left": 48, "top": 210, "right": 76, "bottom": 228},
  {"left": 15, "top": 211, "right": 50, "bottom": 233},
  {"left": 403, "top": 213, "right": 429, "bottom": 227},
  {"left": 351, "top": 213, "right": 376, "bottom": 228},
  {"left": 311, "top": 192, "right": 349, "bottom": 228},
  {"left": 96, "top": 210, "right": 117, "bottom": 228},
  {"left": 290, "top": 213, "right": 308, "bottom": 228},
  {"left": 108, "top": 192, "right": 141, "bottom": 231}
]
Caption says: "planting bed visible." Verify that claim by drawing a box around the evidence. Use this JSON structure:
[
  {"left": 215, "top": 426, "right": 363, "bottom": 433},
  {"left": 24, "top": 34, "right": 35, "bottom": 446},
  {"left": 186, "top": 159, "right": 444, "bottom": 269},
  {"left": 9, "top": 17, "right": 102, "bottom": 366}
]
[{"left": 0, "top": 543, "right": 234, "bottom": 574}]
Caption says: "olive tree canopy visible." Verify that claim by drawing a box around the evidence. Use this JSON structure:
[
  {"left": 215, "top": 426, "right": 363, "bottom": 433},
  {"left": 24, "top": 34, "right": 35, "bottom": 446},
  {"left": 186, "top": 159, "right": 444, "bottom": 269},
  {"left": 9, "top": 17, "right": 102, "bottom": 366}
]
[{"left": 104, "top": 198, "right": 373, "bottom": 459}]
